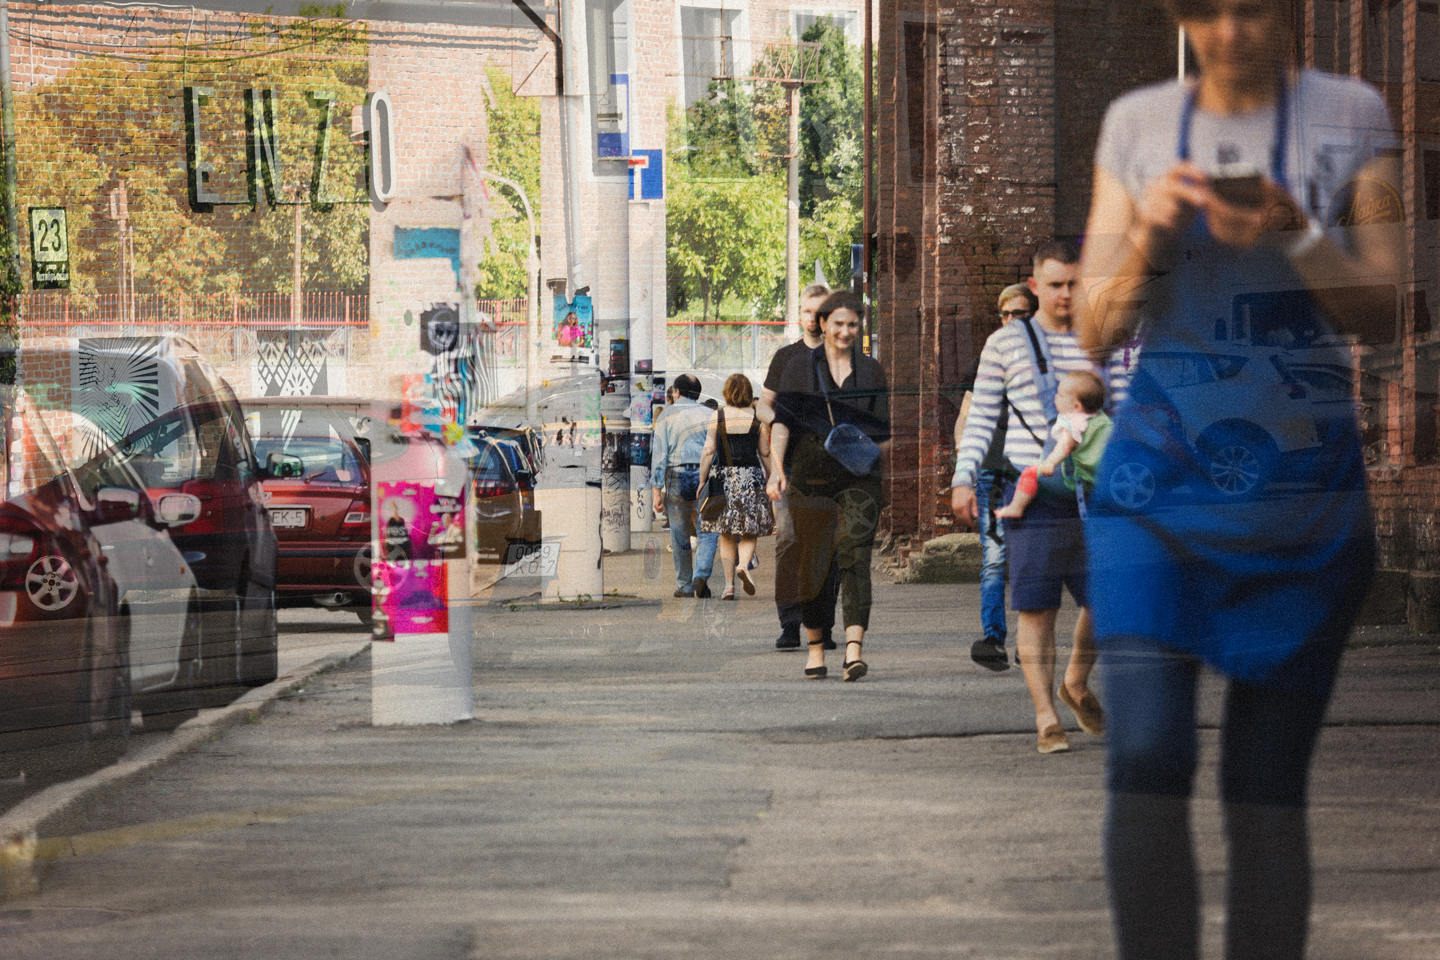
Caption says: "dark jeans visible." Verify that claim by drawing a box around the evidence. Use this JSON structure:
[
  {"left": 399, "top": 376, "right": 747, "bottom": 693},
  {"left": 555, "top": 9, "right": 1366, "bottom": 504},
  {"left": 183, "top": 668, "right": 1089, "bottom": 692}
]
[
  {"left": 779, "top": 473, "right": 882, "bottom": 632},
  {"left": 973, "top": 468, "right": 1012, "bottom": 642},
  {"left": 773, "top": 487, "right": 838, "bottom": 633},
  {"left": 1101, "top": 634, "right": 1343, "bottom": 960}
]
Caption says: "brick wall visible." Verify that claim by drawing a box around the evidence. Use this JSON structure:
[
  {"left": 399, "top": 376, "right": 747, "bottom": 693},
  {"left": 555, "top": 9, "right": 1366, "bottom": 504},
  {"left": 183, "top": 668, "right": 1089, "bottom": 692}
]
[{"left": 875, "top": 0, "right": 1173, "bottom": 544}]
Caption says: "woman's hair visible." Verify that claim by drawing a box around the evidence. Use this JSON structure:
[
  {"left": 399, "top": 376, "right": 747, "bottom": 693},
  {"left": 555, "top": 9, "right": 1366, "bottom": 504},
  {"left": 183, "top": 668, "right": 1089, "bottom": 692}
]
[
  {"left": 816, "top": 290, "right": 865, "bottom": 323},
  {"left": 723, "top": 373, "right": 755, "bottom": 408},
  {"left": 997, "top": 283, "right": 1037, "bottom": 313}
]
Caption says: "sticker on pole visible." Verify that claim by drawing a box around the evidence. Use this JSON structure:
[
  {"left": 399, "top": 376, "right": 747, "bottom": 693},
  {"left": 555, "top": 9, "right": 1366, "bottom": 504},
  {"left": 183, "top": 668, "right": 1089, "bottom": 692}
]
[
  {"left": 503, "top": 540, "right": 560, "bottom": 578},
  {"left": 29, "top": 207, "right": 70, "bottom": 290}
]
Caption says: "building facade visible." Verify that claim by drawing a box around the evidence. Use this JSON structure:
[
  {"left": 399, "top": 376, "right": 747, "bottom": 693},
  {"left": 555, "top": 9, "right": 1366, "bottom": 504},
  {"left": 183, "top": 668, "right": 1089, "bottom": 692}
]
[{"left": 875, "top": 0, "right": 1439, "bottom": 627}]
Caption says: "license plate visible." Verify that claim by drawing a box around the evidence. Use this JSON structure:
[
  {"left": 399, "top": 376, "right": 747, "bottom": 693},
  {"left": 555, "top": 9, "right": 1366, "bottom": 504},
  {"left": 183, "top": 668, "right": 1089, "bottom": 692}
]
[
  {"left": 503, "top": 541, "right": 559, "bottom": 577},
  {"left": 268, "top": 508, "right": 309, "bottom": 529}
]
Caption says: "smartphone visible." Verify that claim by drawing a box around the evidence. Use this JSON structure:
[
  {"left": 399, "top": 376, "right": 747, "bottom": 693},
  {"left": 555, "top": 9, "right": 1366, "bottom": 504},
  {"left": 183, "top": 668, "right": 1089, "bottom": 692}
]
[{"left": 1210, "top": 169, "right": 1265, "bottom": 208}]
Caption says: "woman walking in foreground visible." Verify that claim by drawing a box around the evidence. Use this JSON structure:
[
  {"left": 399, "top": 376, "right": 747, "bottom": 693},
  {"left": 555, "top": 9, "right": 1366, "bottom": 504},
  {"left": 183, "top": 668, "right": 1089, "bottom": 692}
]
[{"left": 1078, "top": 1, "right": 1403, "bottom": 957}]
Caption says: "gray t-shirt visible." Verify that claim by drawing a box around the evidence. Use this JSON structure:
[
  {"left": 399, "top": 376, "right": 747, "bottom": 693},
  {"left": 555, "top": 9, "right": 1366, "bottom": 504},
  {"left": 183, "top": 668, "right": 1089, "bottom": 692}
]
[{"left": 1095, "top": 70, "right": 1398, "bottom": 239}]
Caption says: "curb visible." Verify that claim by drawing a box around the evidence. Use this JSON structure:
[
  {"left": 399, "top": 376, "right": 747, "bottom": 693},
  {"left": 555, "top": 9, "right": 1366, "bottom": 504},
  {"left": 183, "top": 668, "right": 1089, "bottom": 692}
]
[{"left": 0, "top": 642, "right": 370, "bottom": 902}]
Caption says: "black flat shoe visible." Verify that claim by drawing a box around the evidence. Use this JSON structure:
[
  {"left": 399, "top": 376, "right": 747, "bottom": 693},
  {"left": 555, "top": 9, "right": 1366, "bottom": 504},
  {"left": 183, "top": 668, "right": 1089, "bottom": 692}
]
[
  {"left": 843, "top": 639, "right": 867, "bottom": 682},
  {"left": 804, "top": 639, "right": 826, "bottom": 679}
]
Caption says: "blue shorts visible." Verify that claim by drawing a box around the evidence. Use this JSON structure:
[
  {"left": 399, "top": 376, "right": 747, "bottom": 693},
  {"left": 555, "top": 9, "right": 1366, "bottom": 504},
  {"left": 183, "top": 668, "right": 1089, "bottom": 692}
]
[{"left": 1004, "top": 497, "right": 1087, "bottom": 611}]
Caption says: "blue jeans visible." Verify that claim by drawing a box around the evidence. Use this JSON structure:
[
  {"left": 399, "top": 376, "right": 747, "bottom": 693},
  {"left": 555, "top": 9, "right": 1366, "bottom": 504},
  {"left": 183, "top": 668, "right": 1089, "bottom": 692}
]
[
  {"left": 664, "top": 466, "right": 718, "bottom": 591},
  {"left": 1100, "top": 634, "right": 1342, "bottom": 960},
  {"left": 973, "top": 469, "right": 1011, "bottom": 642}
]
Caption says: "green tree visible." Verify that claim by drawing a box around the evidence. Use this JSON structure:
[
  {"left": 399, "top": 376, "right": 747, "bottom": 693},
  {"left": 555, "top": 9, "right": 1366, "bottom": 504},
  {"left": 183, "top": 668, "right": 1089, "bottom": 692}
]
[
  {"left": 797, "top": 18, "right": 864, "bottom": 219},
  {"left": 666, "top": 171, "right": 785, "bottom": 322},
  {"left": 474, "top": 65, "right": 542, "bottom": 302},
  {"left": 13, "top": 13, "right": 370, "bottom": 307},
  {"left": 801, "top": 195, "right": 861, "bottom": 292}
]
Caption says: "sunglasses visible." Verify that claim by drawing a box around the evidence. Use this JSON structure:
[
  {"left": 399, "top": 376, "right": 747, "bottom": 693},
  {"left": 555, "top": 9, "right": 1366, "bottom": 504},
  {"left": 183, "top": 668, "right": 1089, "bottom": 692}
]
[{"left": 1000, "top": 309, "right": 1032, "bottom": 319}]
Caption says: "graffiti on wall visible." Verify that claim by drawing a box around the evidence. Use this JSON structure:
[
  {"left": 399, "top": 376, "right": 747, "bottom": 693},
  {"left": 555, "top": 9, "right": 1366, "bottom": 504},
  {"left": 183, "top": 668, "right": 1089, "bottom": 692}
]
[{"left": 251, "top": 330, "right": 349, "bottom": 397}]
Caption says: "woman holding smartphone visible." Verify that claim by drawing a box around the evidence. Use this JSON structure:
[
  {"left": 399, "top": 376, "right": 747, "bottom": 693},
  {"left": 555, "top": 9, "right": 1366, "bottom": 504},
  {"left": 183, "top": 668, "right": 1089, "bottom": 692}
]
[{"left": 1077, "top": 2, "right": 1403, "bottom": 958}]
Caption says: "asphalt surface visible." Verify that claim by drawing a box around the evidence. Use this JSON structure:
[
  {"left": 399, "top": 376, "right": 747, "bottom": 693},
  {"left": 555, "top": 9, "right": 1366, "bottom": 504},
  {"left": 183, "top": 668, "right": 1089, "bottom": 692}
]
[{"left": 1, "top": 536, "right": 1437, "bottom": 959}]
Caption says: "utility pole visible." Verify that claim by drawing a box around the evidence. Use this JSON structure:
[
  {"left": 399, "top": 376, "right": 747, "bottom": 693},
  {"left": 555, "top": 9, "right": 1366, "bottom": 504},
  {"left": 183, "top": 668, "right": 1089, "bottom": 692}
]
[
  {"left": 785, "top": 80, "right": 800, "bottom": 336},
  {"left": 751, "top": 42, "right": 819, "bottom": 339},
  {"left": 0, "top": 0, "right": 22, "bottom": 347},
  {"left": 291, "top": 185, "right": 305, "bottom": 326}
]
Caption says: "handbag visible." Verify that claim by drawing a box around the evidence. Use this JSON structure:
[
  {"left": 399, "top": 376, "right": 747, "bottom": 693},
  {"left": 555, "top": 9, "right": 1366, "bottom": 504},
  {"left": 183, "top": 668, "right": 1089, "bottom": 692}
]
[
  {"left": 817, "top": 356, "right": 882, "bottom": 477},
  {"left": 698, "top": 409, "right": 732, "bottom": 522}
]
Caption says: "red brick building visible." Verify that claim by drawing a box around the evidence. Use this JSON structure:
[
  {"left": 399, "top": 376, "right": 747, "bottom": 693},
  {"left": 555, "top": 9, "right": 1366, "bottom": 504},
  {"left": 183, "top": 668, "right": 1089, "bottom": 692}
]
[{"left": 875, "top": 1, "right": 1438, "bottom": 629}]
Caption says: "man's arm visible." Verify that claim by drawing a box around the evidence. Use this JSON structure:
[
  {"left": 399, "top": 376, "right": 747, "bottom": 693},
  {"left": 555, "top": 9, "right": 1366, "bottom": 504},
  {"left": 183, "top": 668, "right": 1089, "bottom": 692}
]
[
  {"left": 766, "top": 422, "right": 790, "bottom": 501},
  {"left": 756, "top": 386, "right": 779, "bottom": 426}
]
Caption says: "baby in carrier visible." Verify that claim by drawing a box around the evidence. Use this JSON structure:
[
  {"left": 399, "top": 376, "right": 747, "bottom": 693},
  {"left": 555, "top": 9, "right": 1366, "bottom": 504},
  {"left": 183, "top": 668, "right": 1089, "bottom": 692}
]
[{"left": 996, "top": 370, "right": 1111, "bottom": 519}]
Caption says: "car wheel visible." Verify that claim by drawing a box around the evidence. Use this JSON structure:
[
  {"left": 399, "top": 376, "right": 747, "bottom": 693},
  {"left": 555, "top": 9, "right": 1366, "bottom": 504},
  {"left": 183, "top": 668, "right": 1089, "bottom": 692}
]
[
  {"left": 25, "top": 554, "right": 81, "bottom": 612},
  {"left": 1106, "top": 458, "right": 1159, "bottom": 511},
  {"left": 139, "top": 596, "right": 204, "bottom": 731},
  {"left": 240, "top": 587, "right": 279, "bottom": 687},
  {"left": 74, "top": 617, "right": 130, "bottom": 772},
  {"left": 1198, "top": 425, "right": 1276, "bottom": 500}
]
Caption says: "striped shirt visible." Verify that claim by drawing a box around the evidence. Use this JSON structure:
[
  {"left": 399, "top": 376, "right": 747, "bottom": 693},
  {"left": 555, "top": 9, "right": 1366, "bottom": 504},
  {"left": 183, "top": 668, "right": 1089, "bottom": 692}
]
[{"left": 951, "top": 321, "right": 1136, "bottom": 490}]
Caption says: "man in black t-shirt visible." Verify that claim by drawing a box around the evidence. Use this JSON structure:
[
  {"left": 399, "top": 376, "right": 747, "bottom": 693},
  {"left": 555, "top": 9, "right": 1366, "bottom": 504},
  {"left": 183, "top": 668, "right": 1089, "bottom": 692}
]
[{"left": 756, "top": 283, "right": 839, "bottom": 650}]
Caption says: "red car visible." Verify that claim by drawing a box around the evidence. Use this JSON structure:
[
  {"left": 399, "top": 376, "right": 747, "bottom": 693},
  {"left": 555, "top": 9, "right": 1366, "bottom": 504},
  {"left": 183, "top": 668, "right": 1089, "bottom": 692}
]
[{"left": 243, "top": 398, "right": 386, "bottom": 623}]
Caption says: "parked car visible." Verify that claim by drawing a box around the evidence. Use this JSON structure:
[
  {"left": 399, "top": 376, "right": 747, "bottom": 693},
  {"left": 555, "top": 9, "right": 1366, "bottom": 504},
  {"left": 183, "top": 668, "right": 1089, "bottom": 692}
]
[
  {"left": 18, "top": 337, "right": 280, "bottom": 689},
  {"left": 466, "top": 427, "right": 542, "bottom": 547},
  {"left": 1102, "top": 349, "right": 1322, "bottom": 508},
  {"left": 1, "top": 391, "right": 131, "bottom": 775},
  {"left": 242, "top": 397, "right": 384, "bottom": 623},
  {"left": 466, "top": 434, "right": 534, "bottom": 559}
]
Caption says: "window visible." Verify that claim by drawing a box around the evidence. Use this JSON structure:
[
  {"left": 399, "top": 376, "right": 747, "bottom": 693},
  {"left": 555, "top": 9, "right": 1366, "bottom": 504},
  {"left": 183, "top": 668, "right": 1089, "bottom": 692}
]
[
  {"left": 793, "top": 10, "right": 859, "bottom": 45},
  {"left": 681, "top": 4, "right": 743, "bottom": 107},
  {"left": 1364, "top": 0, "right": 1438, "bottom": 83},
  {"left": 588, "top": 0, "right": 630, "bottom": 161}
]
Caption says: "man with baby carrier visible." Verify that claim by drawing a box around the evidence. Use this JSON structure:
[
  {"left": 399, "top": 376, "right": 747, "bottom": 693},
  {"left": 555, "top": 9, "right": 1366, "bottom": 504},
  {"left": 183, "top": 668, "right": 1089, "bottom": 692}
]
[{"left": 951, "top": 240, "right": 1134, "bottom": 754}]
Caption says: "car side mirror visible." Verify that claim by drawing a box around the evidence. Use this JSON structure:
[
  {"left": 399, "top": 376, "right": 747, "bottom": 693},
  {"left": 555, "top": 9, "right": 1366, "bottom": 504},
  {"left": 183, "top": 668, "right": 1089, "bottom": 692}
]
[
  {"left": 265, "top": 452, "right": 304, "bottom": 479},
  {"left": 155, "top": 492, "right": 203, "bottom": 528},
  {"left": 93, "top": 486, "right": 143, "bottom": 524}
]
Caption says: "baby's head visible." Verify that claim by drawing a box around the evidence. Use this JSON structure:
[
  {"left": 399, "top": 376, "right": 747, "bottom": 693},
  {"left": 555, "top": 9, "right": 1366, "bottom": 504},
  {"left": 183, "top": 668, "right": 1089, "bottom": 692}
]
[{"left": 1057, "top": 370, "right": 1106, "bottom": 414}]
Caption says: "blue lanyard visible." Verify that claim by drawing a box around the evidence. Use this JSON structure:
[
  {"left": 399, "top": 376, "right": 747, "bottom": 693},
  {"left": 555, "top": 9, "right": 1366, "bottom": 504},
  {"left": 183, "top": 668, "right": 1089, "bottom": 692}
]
[{"left": 1178, "top": 73, "right": 1291, "bottom": 189}]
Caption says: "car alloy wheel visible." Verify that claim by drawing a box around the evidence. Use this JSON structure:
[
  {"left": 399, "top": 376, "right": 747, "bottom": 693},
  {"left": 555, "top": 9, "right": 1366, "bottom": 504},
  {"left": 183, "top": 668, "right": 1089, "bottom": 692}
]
[
  {"left": 26, "top": 554, "right": 80, "bottom": 611},
  {"left": 1207, "top": 442, "right": 1264, "bottom": 497},
  {"left": 1107, "top": 460, "right": 1157, "bottom": 510}
]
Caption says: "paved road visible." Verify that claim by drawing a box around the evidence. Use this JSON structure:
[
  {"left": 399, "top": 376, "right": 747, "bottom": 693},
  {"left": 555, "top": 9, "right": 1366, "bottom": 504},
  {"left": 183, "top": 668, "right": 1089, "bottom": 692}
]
[{"left": 2, "top": 545, "right": 1437, "bottom": 959}]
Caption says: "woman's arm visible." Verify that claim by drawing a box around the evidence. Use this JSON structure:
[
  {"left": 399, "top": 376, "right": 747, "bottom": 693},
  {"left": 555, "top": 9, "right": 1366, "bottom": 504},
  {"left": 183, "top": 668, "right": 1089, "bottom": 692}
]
[
  {"left": 1251, "top": 155, "right": 1404, "bottom": 337},
  {"left": 1078, "top": 162, "right": 1209, "bottom": 354},
  {"left": 757, "top": 417, "right": 772, "bottom": 477},
  {"left": 697, "top": 412, "right": 718, "bottom": 485}
]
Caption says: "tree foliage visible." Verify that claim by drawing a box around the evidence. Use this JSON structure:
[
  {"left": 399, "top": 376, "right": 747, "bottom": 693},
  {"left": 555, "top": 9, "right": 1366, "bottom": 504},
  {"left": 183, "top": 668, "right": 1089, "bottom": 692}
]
[
  {"left": 473, "top": 66, "right": 542, "bottom": 302},
  {"left": 667, "top": 16, "right": 862, "bottom": 318},
  {"left": 666, "top": 172, "right": 785, "bottom": 323},
  {"left": 13, "top": 13, "right": 369, "bottom": 306}
]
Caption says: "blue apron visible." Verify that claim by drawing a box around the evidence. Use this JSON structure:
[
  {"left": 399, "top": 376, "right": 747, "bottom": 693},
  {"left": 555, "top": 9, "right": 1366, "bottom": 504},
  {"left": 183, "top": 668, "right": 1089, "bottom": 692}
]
[{"left": 1086, "top": 77, "right": 1374, "bottom": 689}]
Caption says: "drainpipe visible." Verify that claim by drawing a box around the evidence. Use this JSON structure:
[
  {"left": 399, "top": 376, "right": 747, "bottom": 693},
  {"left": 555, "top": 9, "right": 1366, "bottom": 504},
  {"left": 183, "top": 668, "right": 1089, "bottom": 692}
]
[{"left": 1, "top": 0, "right": 22, "bottom": 302}]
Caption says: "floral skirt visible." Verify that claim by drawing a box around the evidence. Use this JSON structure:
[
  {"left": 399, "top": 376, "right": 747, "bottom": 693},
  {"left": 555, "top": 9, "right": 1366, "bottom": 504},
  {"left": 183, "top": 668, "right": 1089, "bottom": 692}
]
[{"left": 700, "top": 465, "right": 775, "bottom": 537}]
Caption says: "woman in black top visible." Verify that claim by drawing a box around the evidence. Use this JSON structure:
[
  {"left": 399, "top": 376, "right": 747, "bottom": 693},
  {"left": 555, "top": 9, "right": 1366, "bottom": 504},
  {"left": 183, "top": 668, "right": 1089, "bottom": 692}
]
[
  {"left": 768, "top": 291, "right": 889, "bottom": 681},
  {"left": 698, "top": 373, "right": 775, "bottom": 600}
]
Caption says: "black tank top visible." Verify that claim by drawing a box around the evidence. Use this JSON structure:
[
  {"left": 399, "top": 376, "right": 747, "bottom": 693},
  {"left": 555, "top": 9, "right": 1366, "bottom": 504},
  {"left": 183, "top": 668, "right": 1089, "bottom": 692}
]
[{"left": 720, "top": 412, "right": 763, "bottom": 469}]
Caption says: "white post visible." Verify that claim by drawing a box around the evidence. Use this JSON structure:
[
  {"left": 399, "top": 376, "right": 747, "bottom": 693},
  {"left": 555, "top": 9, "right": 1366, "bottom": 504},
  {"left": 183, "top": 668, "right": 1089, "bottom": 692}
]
[
  {"left": 370, "top": 438, "right": 474, "bottom": 726},
  {"left": 786, "top": 81, "right": 801, "bottom": 339}
]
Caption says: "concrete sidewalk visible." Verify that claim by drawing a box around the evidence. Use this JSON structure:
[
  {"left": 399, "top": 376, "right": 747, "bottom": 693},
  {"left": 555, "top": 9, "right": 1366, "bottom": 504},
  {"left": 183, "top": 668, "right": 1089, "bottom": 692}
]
[{"left": 2, "top": 538, "right": 1437, "bottom": 959}]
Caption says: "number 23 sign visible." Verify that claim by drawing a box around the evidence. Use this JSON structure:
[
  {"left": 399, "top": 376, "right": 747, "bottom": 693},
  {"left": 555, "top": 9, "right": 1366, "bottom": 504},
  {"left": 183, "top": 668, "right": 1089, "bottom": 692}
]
[{"left": 29, "top": 207, "right": 70, "bottom": 290}]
